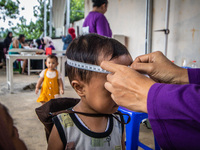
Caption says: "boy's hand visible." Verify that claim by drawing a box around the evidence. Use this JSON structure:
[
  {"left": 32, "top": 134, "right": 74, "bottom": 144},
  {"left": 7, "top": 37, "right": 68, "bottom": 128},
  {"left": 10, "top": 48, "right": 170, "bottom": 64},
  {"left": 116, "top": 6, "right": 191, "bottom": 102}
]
[{"left": 35, "top": 88, "right": 39, "bottom": 94}]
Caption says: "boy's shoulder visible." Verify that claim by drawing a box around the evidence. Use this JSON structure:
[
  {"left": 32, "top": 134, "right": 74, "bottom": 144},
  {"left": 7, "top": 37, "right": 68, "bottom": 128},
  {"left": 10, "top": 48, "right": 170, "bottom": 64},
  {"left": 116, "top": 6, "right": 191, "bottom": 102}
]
[
  {"left": 57, "top": 113, "right": 74, "bottom": 127},
  {"left": 55, "top": 113, "right": 75, "bottom": 128}
]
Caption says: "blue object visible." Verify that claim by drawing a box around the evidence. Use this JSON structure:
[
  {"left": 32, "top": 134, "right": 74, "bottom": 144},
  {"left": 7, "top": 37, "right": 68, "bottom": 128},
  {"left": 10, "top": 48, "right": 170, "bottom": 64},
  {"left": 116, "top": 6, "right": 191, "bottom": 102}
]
[
  {"left": 62, "top": 35, "right": 72, "bottom": 50},
  {"left": 181, "top": 66, "right": 191, "bottom": 69},
  {"left": 118, "top": 107, "right": 160, "bottom": 150}
]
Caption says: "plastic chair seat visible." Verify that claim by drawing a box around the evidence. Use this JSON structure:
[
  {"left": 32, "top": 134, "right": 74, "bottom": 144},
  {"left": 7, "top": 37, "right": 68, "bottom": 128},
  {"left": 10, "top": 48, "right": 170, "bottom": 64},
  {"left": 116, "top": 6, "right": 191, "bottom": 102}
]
[{"left": 118, "top": 107, "right": 160, "bottom": 150}]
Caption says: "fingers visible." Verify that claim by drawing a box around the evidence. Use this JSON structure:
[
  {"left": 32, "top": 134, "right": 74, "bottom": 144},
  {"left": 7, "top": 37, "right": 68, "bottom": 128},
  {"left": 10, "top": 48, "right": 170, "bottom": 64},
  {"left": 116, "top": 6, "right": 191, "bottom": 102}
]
[
  {"left": 131, "top": 63, "right": 153, "bottom": 74},
  {"left": 104, "top": 82, "right": 114, "bottom": 93},
  {"left": 134, "top": 54, "right": 151, "bottom": 64},
  {"left": 100, "top": 61, "right": 123, "bottom": 73}
]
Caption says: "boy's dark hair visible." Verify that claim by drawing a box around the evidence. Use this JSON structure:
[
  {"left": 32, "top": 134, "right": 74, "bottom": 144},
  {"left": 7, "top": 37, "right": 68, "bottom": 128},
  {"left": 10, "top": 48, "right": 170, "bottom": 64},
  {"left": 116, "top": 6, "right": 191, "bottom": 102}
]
[
  {"left": 47, "top": 55, "right": 58, "bottom": 62},
  {"left": 66, "top": 34, "right": 130, "bottom": 83},
  {"left": 92, "top": 0, "right": 108, "bottom": 7}
]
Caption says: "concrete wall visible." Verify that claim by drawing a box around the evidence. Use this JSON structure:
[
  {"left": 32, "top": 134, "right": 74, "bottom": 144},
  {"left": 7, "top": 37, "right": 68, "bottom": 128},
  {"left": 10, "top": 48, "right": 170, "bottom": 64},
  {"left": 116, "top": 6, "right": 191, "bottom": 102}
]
[
  {"left": 84, "top": 0, "right": 200, "bottom": 67},
  {"left": 152, "top": 0, "right": 200, "bottom": 66}
]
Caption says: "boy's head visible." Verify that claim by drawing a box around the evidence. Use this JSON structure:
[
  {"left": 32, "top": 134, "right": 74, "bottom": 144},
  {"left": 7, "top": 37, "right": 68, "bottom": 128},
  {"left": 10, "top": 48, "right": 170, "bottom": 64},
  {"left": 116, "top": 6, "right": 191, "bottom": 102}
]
[
  {"left": 46, "top": 55, "right": 58, "bottom": 70},
  {"left": 66, "top": 34, "right": 133, "bottom": 114}
]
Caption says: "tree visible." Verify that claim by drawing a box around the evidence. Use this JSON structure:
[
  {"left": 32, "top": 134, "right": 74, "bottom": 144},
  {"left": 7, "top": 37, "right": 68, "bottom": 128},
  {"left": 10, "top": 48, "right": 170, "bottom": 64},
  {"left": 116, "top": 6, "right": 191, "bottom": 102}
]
[
  {"left": 0, "top": 0, "right": 84, "bottom": 39},
  {"left": 11, "top": 17, "right": 43, "bottom": 39},
  {"left": 70, "top": 0, "right": 84, "bottom": 23},
  {"left": 0, "top": 0, "right": 22, "bottom": 26},
  {"left": 33, "top": 0, "right": 51, "bottom": 37}
]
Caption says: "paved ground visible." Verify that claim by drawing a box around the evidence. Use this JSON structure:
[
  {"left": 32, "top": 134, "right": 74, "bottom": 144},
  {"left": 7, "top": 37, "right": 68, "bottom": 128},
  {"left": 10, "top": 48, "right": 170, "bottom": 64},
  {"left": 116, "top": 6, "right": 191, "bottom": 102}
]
[{"left": 0, "top": 67, "right": 155, "bottom": 150}]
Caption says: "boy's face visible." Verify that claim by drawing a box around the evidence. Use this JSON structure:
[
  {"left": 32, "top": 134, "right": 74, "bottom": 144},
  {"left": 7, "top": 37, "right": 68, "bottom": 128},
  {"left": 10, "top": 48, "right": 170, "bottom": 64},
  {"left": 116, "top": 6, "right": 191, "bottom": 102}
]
[
  {"left": 46, "top": 58, "right": 58, "bottom": 70},
  {"left": 81, "top": 54, "right": 133, "bottom": 114}
]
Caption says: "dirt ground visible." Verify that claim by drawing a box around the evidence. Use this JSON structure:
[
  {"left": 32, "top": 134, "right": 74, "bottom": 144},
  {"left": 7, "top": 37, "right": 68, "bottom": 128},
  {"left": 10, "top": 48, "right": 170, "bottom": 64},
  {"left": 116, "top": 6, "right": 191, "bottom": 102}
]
[{"left": 0, "top": 67, "right": 155, "bottom": 150}]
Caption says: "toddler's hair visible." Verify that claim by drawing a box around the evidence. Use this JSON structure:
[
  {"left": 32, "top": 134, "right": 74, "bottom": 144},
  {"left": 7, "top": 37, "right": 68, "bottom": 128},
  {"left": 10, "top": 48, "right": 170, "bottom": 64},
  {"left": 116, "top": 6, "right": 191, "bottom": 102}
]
[
  {"left": 66, "top": 34, "right": 130, "bottom": 83},
  {"left": 47, "top": 55, "right": 58, "bottom": 62}
]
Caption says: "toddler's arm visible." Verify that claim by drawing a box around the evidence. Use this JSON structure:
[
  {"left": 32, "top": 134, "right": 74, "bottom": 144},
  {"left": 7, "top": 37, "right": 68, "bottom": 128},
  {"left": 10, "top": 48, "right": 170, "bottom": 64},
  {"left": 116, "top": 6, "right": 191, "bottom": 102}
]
[
  {"left": 48, "top": 125, "right": 64, "bottom": 150},
  {"left": 35, "top": 77, "right": 44, "bottom": 94},
  {"left": 58, "top": 78, "right": 64, "bottom": 95}
]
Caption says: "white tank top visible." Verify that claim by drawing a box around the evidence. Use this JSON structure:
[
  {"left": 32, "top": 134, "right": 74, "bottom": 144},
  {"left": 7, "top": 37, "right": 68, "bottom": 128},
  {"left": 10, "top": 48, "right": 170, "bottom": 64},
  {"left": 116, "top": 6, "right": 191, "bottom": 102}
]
[{"left": 53, "top": 112, "right": 124, "bottom": 150}]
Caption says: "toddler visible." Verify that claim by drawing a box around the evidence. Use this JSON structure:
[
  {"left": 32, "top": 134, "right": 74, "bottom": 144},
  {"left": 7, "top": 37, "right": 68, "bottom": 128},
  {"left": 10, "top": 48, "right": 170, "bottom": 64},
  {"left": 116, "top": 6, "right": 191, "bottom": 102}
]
[
  {"left": 48, "top": 34, "right": 133, "bottom": 150},
  {"left": 35, "top": 55, "right": 64, "bottom": 104}
]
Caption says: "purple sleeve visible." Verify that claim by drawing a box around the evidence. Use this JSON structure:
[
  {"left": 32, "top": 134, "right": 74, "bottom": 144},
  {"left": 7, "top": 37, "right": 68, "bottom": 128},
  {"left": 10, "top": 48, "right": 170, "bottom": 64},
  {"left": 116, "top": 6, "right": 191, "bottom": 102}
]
[
  {"left": 49, "top": 45, "right": 55, "bottom": 50},
  {"left": 147, "top": 83, "right": 200, "bottom": 149},
  {"left": 188, "top": 68, "right": 200, "bottom": 84},
  {"left": 96, "top": 15, "right": 112, "bottom": 37}
]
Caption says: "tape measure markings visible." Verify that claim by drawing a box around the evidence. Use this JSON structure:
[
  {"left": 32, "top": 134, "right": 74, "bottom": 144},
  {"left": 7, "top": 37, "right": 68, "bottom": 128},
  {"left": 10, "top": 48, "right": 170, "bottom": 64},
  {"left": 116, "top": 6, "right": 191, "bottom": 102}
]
[{"left": 67, "top": 58, "right": 110, "bottom": 74}]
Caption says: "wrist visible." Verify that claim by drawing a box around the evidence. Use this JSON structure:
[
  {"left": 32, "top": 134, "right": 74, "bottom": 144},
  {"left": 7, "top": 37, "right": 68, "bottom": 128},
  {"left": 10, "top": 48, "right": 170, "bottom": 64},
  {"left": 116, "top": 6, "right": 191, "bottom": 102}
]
[{"left": 173, "top": 68, "right": 189, "bottom": 84}]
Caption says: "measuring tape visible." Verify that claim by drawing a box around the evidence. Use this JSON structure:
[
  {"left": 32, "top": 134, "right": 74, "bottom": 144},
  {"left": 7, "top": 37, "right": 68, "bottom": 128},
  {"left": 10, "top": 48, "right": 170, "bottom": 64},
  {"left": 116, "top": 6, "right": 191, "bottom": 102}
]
[{"left": 67, "top": 58, "right": 111, "bottom": 74}]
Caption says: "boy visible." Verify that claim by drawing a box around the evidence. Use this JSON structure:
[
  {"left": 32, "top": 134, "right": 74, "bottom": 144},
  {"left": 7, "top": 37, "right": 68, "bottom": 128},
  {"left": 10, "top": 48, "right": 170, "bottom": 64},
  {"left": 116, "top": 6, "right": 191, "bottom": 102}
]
[{"left": 48, "top": 34, "right": 133, "bottom": 150}]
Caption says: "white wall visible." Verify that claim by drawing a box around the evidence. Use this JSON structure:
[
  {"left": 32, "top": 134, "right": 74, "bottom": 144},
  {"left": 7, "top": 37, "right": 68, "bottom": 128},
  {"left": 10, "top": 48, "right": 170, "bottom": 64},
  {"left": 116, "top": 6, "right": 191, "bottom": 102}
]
[
  {"left": 152, "top": 0, "right": 200, "bottom": 66},
  {"left": 85, "top": 0, "right": 146, "bottom": 59},
  {"left": 85, "top": 0, "right": 200, "bottom": 67},
  {"left": 52, "top": 38, "right": 63, "bottom": 51}
]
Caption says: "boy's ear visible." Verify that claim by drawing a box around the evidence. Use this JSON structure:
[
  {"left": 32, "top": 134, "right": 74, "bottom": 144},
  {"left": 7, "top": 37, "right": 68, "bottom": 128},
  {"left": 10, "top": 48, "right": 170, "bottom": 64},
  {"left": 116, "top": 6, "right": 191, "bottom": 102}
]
[{"left": 71, "top": 80, "right": 85, "bottom": 97}]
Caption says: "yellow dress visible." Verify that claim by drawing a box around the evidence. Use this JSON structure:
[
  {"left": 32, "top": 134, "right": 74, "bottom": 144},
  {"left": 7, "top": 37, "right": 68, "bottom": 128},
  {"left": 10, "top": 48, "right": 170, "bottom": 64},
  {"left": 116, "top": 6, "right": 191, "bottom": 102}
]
[{"left": 37, "top": 69, "right": 59, "bottom": 103}]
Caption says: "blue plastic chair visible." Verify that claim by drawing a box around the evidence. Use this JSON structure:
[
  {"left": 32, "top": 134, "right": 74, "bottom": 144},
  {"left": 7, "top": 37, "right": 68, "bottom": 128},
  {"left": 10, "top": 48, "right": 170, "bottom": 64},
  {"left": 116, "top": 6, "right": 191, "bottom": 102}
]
[{"left": 118, "top": 107, "right": 160, "bottom": 150}]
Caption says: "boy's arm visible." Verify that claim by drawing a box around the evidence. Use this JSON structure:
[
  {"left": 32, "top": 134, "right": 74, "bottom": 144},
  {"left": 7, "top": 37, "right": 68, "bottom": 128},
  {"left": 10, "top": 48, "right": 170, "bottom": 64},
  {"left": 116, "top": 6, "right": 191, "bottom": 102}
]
[
  {"left": 35, "top": 77, "right": 44, "bottom": 94},
  {"left": 48, "top": 125, "right": 64, "bottom": 150},
  {"left": 58, "top": 78, "right": 64, "bottom": 95},
  {"left": 121, "top": 127, "right": 125, "bottom": 150}
]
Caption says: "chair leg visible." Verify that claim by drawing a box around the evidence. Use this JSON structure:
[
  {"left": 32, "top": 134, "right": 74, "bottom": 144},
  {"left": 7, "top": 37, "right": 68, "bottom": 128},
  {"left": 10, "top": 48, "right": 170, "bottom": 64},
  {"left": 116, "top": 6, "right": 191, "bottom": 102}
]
[{"left": 154, "top": 137, "right": 160, "bottom": 150}]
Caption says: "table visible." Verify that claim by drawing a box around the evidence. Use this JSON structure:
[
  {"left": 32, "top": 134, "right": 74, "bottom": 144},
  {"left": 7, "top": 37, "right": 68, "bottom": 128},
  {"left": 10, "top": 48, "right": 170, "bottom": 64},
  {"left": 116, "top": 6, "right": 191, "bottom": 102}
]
[{"left": 6, "top": 54, "right": 66, "bottom": 93}]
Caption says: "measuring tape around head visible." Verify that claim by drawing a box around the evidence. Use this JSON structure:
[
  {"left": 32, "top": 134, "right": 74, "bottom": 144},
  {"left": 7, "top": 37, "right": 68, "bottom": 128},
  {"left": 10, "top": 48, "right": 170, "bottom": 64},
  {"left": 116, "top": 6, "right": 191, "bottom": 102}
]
[{"left": 66, "top": 58, "right": 111, "bottom": 74}]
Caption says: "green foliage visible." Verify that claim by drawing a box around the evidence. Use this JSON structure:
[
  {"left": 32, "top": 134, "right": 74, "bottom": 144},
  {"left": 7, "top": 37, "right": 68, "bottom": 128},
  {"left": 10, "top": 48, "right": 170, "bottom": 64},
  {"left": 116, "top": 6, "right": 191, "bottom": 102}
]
[
  {"left": 33, "top": 0, "right": 50, "bottom": 36},
  {"left": 70, "top": 0, "right": 84, "bottom": 23},
  {"left": 11, "top": 17, "right": 43, "bottom": 39},
  {"left": 0, "top": 0, "right": 84, "bottom": 39},
  {"left": 0, "top": 0, "right": 21, "bottom": 26}
]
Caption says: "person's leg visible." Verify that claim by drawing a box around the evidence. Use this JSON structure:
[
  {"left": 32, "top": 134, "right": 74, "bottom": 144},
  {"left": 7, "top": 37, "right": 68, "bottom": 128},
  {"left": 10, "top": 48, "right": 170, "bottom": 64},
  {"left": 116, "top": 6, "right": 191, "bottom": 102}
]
[
  {"left": 22, "top": 59, "right": 27, "bottom": 74},
  {"left": 0, "top": 50, "right": 3, "bottom": 68}
]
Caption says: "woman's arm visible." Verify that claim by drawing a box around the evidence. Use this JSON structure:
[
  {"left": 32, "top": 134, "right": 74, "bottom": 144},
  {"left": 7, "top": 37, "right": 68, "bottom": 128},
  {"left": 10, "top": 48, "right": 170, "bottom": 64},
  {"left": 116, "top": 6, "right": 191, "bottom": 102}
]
[
  {"left": 148, "top": 83, "right": 200, "bottom": 149},
  {"left": 188, "top": 69, "right": 200, "bottom": 85},
  {"left": 48, "top": 125, "right": 64, "bottom": 150}
]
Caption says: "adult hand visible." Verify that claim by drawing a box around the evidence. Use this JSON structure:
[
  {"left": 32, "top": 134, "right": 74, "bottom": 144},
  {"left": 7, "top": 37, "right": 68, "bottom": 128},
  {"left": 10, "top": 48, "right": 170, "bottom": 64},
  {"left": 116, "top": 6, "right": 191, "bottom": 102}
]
[
  {"left": 101, "top": 61, "right": 155, "bottom": 113},
  {"left": 131, "top": 51, "right": 189, "bottom": 84}
]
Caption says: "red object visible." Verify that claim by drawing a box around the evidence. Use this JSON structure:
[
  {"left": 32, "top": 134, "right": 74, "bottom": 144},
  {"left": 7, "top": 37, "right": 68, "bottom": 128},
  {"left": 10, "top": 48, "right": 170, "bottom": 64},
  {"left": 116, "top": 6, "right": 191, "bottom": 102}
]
[
  {"left": 68, "top": 27, "right": 76, "bottom": 39},
  {"left": 193, "top": 60, "right": 196, "bottom": 63},
  {"left": 46, "top": 47, "right": 52, "bottom": 55}
]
